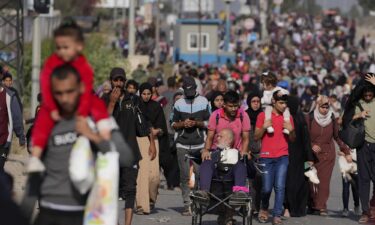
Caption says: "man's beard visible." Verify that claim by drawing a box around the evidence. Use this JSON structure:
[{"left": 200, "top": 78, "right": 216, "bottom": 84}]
[{"left": 217, "top": 142, "right": 230, "bottom": 149}]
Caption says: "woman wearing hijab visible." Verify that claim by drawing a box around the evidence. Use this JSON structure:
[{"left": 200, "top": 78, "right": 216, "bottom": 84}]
[
  {"left": 306, "top": 95, "right": 351, "bottom": 216},
  {"left": 245, "top": 92, "right": 263, "bottom": 213},
  {"left": 210, "top": 91, "right": 224, "bottom": 112},
  {"left": 136, "top": 83, "right": 170, "bottom": 214},
  {"left": 283, "top": 95, "right": 314, "bottom": 217}
]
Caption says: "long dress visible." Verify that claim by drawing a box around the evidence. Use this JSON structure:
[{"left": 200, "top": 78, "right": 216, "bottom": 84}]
[
  {"left": 284, "top": 110, "right": 314, "bottom": 217},
  {"left": 307, "top": 115, "right": 350, "bottom": 211}
]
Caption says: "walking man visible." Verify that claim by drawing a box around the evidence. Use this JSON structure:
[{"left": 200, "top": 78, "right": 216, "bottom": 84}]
[
  {"left": 171, "top": 76, "right": 210, "bottom": 215},
  {"left": 0, "top": 75, "right": 25, "bottom": 170},
  {"left": 255, "top": 90, "right": 295, "bottom": 224},
  {"left": 102, "top": 67, "right": 156, "bottom": 225}
]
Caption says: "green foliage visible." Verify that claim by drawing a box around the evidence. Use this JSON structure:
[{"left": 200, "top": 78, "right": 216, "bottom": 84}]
[
  {"left": 358, "top": 0, "right": 375, "bottom": 15},
  {"left": 54, "top": 0, "right": 101, "bottom": 16},
  {"left": 359, "top": 0, "right": 375, "bottom": 10},
  {"left": 83, "top": 33, "right": 130, "bottom": 86},
  {"left": 281, "top": 0, "right": 322, "bottom": 15},
  {"left": 23, "top": 39, "right": 54, "bottom": 105},
  {"left": 348, "top": 5, "right": 361, "bottom": 19}
]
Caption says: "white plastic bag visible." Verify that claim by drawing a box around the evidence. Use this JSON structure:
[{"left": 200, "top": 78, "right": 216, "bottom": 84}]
[
  {"left": 69, "top": 136, "right": 95, "bottom": 194},
  {"left": 84, "top": 150, "right": 119, "bottom": 225},
  {"left": 220, "top": 148, "right": 239, "bottom": 165}
]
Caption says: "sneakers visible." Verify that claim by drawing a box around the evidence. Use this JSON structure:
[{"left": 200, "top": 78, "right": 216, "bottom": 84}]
[
  {"left": 181, "top": 205, "right": 192, "bottom": 216},
  {"left": 354, "top": 206, "right": 361, "bottom": 216},
  {"left": 267, "top": 127, "right": 274, "bottom": 133},
  {"left": 229, "top": 191, "right": 249, "bottom": 205},
  {"left": 341, "top": 209, "right": 349, "bottom": 217},
  {"left": 27, "top": 156, "right": 46, "bottom": 173},
  {"left": 304, "top": 166, "right": 320, "bottom": 184},
  {"left": 266, "top": 126, "right": 289, "bottom": 135}
]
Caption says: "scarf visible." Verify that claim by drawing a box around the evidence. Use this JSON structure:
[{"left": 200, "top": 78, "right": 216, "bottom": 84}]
[
  {"left": 246, "top": 92, "right": 262, "bottom": 128},
  {"left": 313, "top": 95, "right": 333, "bottom": 127}
]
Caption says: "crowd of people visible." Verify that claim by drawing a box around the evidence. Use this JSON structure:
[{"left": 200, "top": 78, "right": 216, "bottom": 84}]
[{"left": 1, "top": 10, "right": 375, "bottom": 225}]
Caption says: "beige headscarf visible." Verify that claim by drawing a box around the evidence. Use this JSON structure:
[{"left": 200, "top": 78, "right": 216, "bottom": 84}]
[{"left": 314, "top": 95, "right": 334, "bottom": 127}]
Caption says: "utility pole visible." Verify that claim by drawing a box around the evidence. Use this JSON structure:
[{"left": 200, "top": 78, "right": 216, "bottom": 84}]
[
  {"left": 113, "top": 0, "right": 118, "bottom": 27},
  {"left": 259, "top": 0, "right": 268, "bottom": 40},
  {"left": 198, "top": 0, "right": 201, "bottom": 65},
  {"left": 154, "top": 0, "right": 160, "bottom": 68},
  {"left": 224, "top": 0, "right": 231, "bottom": 51},
  {"left": 31, "top": 15, "right": 41, "bottom": 116},
  {"left": 128, "top": 0, "right": 136, "bottom": 56}
]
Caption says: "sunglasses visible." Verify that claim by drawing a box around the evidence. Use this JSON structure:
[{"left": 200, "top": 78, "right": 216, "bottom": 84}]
[
  {"left": 320, "top": 106, "right": 329, "bottom": 109},
  {"left": 251, "top": 100, "right": 260, "bottom": 103}
]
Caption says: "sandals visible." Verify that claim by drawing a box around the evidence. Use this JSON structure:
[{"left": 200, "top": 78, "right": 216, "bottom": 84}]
[
  {"left": 319, "top": 209, "right": 328, "bottom": 216},
  {"left": 258, "top": 209, "right": 269, "bottom": 223},
  {"left": 272, "top": 217, "right": 283, "bottom": 225},
  {"left": 359, "top": 214, "right": 369, "bottom": 224},
  {"left": 135, "top": 207, "right": 149, "bottom": 215}
]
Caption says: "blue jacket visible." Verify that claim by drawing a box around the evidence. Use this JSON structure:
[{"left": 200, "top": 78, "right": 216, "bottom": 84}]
[{"left": 2, "top": 87, "right": 25, "bottom": 148}]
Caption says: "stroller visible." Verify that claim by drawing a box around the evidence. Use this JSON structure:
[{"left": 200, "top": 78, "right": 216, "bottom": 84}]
[{"left": 187, "top": 150, "right": 255, "bottom": 225}]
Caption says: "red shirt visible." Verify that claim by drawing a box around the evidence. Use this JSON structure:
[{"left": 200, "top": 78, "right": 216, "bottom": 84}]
[
  {"left": 0, "top": 89, "right": 9, "bottom": 145},
  {"left": 40, "top": 53, "right": 94, "bottom": 116},
  {"left": 255, "top": 111, "right": 294, "bottom": 158}
]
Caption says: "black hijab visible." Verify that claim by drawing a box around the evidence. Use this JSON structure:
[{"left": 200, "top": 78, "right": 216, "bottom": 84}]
[
  {"left": 139, "top": 82, "right": 159, "bottom": 124},
  {"left": 246, "top": 92, "right": 262, "bottom": 128},
  {"left": 139, "top": 83, "right": 171, "bottom": 165},
  {"left": 210, "top": 91, "right": 224, "bottom": 112},
  {"left": 287, "top": 95, "right": 300, "bottom": 116}
]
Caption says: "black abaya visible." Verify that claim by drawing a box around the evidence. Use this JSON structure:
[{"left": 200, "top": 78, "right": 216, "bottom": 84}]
[{"left": 285, "top": 97, "right": 315, "bottom": 217}]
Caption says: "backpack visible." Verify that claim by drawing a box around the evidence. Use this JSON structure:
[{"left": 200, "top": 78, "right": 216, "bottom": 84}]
[{"left": 215, "top": 111, "right": 243, "bottom": 126}]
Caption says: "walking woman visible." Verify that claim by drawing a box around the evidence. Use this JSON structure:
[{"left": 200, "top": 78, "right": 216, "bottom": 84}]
[
  {"left": 245, "top": 92, "right": 262, "bottom": 213},
  {"left": 136, "top": 83, "right": 169, "bottom": 214},
  {"left": 284, "top": 96, "right": 314, "bottom": 217},
  {"left": 306, "top": 95, "right": 351, "bottom": 216}
]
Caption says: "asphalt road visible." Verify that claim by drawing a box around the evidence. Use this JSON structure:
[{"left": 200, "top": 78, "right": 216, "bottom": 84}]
[
  {"left": 121, "top": 161, "right": 362, "bottom": 225},
  {"left": 5, "top": 153, "right": 363, "bottom": 225}
]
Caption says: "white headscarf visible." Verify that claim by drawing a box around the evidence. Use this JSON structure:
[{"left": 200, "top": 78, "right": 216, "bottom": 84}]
[{"left": 314, "top": 95, "right": 334, "bottom": 127}]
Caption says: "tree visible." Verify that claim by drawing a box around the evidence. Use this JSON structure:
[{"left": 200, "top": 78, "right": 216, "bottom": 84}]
[
  {"left": 54, "top": 0, "right": 101, "bottom": 16},
  {"left": 358, "top": 0, "right": 375, "bottom": 15}
]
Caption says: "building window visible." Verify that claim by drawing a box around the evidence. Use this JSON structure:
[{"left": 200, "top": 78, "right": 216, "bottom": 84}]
[{"left": 187, "top": 33, "right": 209, "bottom": 51}]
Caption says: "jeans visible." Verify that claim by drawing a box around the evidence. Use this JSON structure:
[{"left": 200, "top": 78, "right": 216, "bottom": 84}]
[
  {"left": 358, "top": 142, "right": 375, "bottom": 214},
  {"left": 342, "top": 174, "right": 359, "bottom": 209},
  {"left": 259, "top": 156, "right": 289, "bottom": 217},
  {"left": 176, "top": 147, "right": 200, "bottom": 207}
]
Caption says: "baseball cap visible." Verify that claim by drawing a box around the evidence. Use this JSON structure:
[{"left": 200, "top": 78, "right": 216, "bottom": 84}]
[
  {"left": 110, "top": 67, "right": 126, "bottom": 80},
  {"left": 182, "top": 76, "right": 197, "bottom": 98}
]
